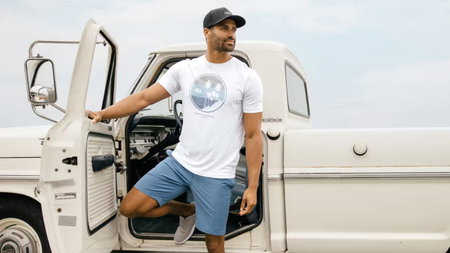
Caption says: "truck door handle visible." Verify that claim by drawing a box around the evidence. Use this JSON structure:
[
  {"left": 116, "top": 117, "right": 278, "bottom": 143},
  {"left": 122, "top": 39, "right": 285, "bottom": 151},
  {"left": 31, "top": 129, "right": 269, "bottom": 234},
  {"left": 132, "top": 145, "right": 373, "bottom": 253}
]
[{"left": 92, "top": 154, "right": 115, "bottom": 172}]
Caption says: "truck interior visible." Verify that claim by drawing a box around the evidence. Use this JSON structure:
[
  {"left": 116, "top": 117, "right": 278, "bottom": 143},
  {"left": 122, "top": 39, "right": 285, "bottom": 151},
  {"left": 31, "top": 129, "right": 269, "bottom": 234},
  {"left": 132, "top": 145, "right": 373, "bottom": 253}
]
[{"left": 122, "top": 56, "right": 263, "bottom": 241}]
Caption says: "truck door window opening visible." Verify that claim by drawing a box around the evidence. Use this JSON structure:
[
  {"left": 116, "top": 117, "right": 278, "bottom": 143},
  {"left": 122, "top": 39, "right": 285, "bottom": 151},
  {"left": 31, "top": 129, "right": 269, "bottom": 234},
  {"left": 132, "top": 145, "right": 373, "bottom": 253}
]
[
  {"left": 85, "top": 34, "right": 116, "bottom": 113},
  {"left": 124, "top": 55, "right": 263, "bottom": 241}
]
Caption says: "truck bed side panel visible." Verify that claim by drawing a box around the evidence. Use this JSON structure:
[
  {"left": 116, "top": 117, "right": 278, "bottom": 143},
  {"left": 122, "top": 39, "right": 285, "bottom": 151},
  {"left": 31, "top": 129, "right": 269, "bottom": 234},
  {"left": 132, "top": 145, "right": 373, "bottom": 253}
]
[{"left": 284, "top": 128, "right": 450, "bottom": 253}]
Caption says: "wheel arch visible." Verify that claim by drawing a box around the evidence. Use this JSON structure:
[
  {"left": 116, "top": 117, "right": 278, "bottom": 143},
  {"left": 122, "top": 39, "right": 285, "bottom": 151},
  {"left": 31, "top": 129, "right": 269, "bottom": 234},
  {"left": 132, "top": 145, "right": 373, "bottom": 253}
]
[
  {"left": 0, "top": 188, "right": 52, "bottom": 253},
  {"left": 0, "top": 181, "right": 40, "bottom": 203}
]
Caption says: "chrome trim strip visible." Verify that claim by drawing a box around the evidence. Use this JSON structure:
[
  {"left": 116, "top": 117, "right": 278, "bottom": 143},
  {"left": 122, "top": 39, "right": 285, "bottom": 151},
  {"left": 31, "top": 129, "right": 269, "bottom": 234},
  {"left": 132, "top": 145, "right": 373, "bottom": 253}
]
[
  {"left": 136, "top": 224, "right": 258, "bottom": 239},
  {"left": 133, "top": 232, "right": 174, "bottom": 238},
  {"left": 0, "top": 175, "right": 40, "bottom": 181},
  {"left": 268, "top": 174, "right": 284, "bottom": 181},
  {"left": 284, "top": 172, "right": 450, "bottom": 180},
  {"left": 0, "top": 157, "right": 40, "bottom": 159}
]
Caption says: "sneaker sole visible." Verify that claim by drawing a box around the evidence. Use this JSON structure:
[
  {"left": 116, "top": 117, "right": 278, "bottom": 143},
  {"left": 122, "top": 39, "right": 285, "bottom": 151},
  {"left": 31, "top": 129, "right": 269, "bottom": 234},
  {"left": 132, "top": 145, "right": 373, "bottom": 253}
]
[{"left": 174, "top": 222, "right": 196, "bottom": 245}]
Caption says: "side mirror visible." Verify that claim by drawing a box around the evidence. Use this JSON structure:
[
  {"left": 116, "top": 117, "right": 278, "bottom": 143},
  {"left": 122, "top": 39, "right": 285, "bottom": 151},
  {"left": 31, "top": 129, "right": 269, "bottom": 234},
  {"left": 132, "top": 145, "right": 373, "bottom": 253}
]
[
  {"left": 24, "top": 58, "right": 57, "bottom": 105},
  {"left": 30, "top": 85, "right": 56, "bottom": 104}
]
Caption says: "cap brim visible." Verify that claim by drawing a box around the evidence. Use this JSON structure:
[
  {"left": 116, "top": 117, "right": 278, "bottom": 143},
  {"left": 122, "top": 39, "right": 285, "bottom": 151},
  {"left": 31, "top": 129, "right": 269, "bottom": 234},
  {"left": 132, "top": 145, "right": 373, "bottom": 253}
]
[
  {"left": 227, "top": 15, "right": 246, "bottom": 28},
  {"left": 212, "top": 14, "right": 246, "bottom": 28}
]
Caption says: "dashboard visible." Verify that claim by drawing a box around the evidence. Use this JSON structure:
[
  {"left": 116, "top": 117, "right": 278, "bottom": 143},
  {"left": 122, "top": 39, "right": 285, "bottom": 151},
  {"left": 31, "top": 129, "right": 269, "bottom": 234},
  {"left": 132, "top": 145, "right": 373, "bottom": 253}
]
[{"left": 128, "top": 115, "right": 178, "bottom": 160}]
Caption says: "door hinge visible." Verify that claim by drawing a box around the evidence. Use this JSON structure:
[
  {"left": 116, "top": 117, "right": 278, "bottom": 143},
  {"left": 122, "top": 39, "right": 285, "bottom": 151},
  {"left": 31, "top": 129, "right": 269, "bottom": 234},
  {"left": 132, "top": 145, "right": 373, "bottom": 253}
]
[{"left": 62, "top": 156, "right": 78, "bottom": 166}]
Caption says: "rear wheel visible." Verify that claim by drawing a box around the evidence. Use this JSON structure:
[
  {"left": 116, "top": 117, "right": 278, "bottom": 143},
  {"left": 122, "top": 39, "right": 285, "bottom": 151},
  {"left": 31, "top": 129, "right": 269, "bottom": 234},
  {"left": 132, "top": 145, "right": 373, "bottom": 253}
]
[{"left": 0, "top": 196, "right": 51, "bottom": 253}]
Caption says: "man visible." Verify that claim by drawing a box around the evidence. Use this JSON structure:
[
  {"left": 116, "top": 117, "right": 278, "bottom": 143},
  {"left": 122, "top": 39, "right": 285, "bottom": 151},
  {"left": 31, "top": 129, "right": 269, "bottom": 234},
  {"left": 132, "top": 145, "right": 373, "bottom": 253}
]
[{"left": 86, "top": 7, "right": 263, "bottom": 253}]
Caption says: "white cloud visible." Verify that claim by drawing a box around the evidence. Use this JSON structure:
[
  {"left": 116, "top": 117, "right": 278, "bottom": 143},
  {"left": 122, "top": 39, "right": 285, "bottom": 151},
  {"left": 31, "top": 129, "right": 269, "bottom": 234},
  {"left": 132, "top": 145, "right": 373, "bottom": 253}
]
[
  {"left": 353, "top": 60, "right": 450, "bottom": 128},
  {"left": 246, "top": 0, "right": 368, "bottom": 33},
  {"left": 91, "top": 0, "right": 369, "bottom": 34},
  {"left": 311, "top": 59, "right": 450, "bottom": 128}
]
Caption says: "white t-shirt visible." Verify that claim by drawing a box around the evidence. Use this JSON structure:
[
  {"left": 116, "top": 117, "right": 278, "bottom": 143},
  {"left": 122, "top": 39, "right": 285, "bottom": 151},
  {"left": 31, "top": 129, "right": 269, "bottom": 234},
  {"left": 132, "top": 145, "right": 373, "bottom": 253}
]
[{"left": 158, "top": 55, "right": 263, "bottom": 179}]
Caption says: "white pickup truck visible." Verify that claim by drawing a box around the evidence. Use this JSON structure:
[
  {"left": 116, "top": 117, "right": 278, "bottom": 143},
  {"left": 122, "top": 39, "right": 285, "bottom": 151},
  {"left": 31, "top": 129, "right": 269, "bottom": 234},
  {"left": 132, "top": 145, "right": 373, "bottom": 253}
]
[{"left": 1, "top": 19, "right": 450, "bottom": 253}]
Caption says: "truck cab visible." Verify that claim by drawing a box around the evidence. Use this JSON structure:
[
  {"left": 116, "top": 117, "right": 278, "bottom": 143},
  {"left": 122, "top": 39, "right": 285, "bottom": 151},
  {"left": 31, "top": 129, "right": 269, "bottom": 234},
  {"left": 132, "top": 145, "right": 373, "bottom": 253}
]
[{"left": 2, "top": 19, "right": 450, "bottom": 253}]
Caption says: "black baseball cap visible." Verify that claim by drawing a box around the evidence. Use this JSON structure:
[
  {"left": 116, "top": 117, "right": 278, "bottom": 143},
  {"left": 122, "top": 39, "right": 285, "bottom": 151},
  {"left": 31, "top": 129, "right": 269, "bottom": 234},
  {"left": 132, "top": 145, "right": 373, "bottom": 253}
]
[{"left": 203, "top": 7, "right": 246, "bottom": 29}]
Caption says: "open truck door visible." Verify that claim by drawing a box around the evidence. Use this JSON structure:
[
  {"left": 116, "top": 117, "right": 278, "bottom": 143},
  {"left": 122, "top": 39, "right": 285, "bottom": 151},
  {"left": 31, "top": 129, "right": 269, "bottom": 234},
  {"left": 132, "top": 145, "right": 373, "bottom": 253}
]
[{"left": 36, "top": 19, "right": 119, "bottom": 253}]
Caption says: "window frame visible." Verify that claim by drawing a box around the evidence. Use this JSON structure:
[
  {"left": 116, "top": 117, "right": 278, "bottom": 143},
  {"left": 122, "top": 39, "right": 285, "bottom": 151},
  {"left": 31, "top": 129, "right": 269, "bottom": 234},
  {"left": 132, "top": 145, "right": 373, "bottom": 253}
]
[
  {"left": 285, "top": 61, "right": 311, "bottom": 118},
  {"left": 99, "top": 31, "right": 117, "bottom": 110},
  {"left": 86, "top": 31, "right": 117, "bottom": 124}
]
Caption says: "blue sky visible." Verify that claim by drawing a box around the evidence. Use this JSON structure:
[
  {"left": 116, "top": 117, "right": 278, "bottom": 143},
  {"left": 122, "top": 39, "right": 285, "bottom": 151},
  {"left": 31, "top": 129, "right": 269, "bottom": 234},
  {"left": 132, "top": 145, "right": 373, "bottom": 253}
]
[{"left": 1, "top": 0, "right": 449, "bottom": 128}]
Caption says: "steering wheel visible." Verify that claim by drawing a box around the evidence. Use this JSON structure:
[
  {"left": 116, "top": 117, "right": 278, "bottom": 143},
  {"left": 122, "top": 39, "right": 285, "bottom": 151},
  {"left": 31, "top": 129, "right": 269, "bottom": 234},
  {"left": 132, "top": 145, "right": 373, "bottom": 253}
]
[
  {"left": 173, "top": 100, "right": 183, "bottom": 130},
  {"left": 135, "top": 100, "right": 183, "bottom": 167}
]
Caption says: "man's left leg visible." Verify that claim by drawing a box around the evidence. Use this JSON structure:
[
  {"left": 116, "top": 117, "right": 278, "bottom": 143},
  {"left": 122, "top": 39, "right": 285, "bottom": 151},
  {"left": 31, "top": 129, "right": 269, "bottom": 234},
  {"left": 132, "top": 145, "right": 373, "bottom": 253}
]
[
  {"left": 205, "top": 234, "right": 225, "bottom": 253},
  {"left": 190, "top": 174, "right": 235, "bottom": 249}
]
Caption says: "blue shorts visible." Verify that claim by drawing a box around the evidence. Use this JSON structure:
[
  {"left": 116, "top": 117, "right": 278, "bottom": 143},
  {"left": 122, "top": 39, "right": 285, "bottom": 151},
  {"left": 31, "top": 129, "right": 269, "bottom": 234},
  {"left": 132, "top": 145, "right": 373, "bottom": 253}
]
[{"left": 134, "top": 150, "right": 235, "bottom": 236}]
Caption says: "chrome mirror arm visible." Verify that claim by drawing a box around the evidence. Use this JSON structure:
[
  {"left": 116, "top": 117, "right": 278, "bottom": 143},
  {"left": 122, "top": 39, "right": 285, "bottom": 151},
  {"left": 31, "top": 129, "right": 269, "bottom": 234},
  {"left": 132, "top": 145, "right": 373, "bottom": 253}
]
[
  {"left": 28, "top": 40, "right": 106, "bottom": 58},
  {"left": 31, "top": 105, "right": 57, "bottom": 123},
  {"left": 50, "top": 103, "right": 66, "bottom": 113},
  {"left": 26, "top": 40, "right": 105, "bottom": 123},
  {"left": 30, "top": 104, "right": 65, "bottom": 124}
]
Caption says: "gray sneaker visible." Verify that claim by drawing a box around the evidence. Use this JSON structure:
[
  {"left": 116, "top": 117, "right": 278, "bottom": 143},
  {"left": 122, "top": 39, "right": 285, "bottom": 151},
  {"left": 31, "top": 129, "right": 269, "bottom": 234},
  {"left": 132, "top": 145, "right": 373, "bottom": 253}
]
[{"left": 174, "top": 213, "right": 196, "bottom": 244}]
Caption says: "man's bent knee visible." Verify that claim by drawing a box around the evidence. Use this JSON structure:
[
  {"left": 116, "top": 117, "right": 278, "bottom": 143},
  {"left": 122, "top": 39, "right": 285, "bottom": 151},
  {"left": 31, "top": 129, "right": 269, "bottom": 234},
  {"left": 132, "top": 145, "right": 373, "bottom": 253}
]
[
  {"left": 119, "top": 188, "right": 159, "bottom": 218},
  {"left": 205, "top": 234, "right": 225, "bottom": 253},
  {"left": 119, "top": 203, "right": 138, "bottom": 218}
]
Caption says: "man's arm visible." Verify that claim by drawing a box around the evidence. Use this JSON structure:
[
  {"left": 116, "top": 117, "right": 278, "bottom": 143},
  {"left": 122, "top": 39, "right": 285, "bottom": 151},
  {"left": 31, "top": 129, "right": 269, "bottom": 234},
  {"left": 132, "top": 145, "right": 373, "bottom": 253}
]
[
  {"left": 87, "top": 83, "right": 170, "bottom": 123},
  {"left": 240, "top": 112, "right": 263, "bottom": 216}
]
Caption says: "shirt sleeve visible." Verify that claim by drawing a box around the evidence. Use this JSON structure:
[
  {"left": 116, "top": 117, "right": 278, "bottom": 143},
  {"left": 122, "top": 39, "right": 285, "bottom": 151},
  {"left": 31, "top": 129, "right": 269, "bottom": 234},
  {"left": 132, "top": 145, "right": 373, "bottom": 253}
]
[
  {"left": 157, "top": 60, "right": 186, "bottom": 95},
  {"left": 243, "top": 69, "right": 264, "bottom": 113}
]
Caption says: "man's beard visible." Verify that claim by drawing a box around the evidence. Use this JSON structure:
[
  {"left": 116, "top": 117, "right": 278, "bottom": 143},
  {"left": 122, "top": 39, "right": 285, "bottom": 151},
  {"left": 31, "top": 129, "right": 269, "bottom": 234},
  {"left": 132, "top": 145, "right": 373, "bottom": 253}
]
[{"left": 213, "top": 36, "right": 235, "bottom": 52}]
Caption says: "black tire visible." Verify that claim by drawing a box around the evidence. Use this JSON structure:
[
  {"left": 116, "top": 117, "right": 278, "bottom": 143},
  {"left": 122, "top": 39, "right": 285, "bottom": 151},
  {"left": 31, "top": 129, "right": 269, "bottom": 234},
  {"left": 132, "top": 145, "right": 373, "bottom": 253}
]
[{"left": 0, "top": 194, "right": 52, "bottom": 253}]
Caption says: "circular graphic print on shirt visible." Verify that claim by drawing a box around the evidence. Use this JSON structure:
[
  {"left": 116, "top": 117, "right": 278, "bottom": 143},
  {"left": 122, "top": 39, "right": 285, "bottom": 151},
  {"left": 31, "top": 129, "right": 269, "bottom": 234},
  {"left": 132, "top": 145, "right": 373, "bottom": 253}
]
[{"left": 189, "top": 74, "right": 227, "bottom": 113}]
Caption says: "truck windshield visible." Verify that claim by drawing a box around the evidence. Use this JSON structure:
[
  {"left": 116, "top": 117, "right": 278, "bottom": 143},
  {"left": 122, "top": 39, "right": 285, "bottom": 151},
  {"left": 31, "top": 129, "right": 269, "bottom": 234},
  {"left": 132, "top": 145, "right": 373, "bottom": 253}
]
[
  {"left": 125, "top": 55, "right": 182, "bottom": 117},
  {"left": 126, "top": 54, "right": 155, "bottom": 96}
]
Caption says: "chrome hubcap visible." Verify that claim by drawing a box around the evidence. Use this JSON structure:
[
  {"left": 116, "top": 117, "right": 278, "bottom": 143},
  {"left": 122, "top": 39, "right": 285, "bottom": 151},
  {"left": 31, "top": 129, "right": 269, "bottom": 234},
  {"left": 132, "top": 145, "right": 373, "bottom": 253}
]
[{"left": 0, "top": 219, "right": 41, "bottom": 253}]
